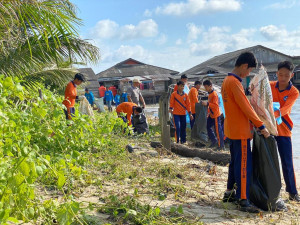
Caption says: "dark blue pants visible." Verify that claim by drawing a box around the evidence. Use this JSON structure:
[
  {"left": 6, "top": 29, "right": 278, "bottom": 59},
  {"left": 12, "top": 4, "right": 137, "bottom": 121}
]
[
  {"left": 173, "top": 115, "right": 187, "bottom": 144},
  {"left": 64, "top": 107, "right": 75, "bottom": 120},
  {"left": 227, "top": 139, "right": 252, "bottom": 200},
  {"left": 275, "top": 136, "right": 298, "bottom": 194},
  {"left": 207, "top": 116, "right": 224, "bottom": 147},
  {"left": 190, "top": 113, "right": 196, "bottom": 129}
]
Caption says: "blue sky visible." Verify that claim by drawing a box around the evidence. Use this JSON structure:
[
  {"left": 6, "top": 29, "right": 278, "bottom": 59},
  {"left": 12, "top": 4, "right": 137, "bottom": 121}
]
[{"left": 71, "top": 0, "right": 300, "bottom": 74}]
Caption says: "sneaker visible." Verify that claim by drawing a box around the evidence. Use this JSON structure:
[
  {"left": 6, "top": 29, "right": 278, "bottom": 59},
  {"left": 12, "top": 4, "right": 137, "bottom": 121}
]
[
  {"left": 289, "top": 193, "right": 300, "bottom": 202},
  {"left": 215, "top": 146, "right": 226, "bottom": 151},
  {"left": 223, "top": 190, "right": 236, "bottom": 203},
  {"left": 237, "top": 199, "right": 260, "bottom": 213},
  {"left": 274, "top": 199, "right": 288, "bottom": 212}
]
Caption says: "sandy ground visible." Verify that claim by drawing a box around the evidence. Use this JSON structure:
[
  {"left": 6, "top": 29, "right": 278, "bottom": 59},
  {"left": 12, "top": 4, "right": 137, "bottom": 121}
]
[{"left": 47, "top": 146, "right": 299, "bottom": 225}]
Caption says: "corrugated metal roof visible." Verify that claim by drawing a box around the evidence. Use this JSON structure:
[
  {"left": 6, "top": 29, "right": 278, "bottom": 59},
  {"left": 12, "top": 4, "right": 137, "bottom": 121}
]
[
  {"left": 97, "top": 58, "right": 179, "bottom": 78},
  {"left": 180, "top": 45, "right": 295, "bottom": 76},
  {"left": 119, "top": 74, "right": 171, "bottom": 82}
]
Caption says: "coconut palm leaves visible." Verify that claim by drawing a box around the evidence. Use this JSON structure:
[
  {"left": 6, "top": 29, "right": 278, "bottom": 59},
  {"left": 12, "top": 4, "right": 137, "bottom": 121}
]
[{"left": 0, "top": 0, "right": 100, "bottom": 87}]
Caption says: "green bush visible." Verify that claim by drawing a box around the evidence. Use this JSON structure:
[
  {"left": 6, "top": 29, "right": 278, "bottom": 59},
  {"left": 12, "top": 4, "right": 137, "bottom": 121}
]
[{"left": 0, "top": 76, "right": 128, "bottom": 224}]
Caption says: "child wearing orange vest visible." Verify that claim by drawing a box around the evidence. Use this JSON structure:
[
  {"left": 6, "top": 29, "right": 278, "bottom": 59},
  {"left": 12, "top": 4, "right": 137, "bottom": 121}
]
[
  {"left": 173, "top": 74, "right": 188, "bottom": 92},
  {"left": 62, "top": 73, "right": 85, "bottom": 120},
  {"left": 271, "top": 61, "right": 300, "bottom": 202},
  {"left": 202, "top": 79, "right": 224, "bottom": 150},
  {"left": 221, "top": 52, "right": 270, "bottom": 213},
  {"left": 188, "top": 80, "right": 201, "bottom": 129},
  {"left": 116, "top": 102, "right": 140, "bottom": 125},
  {"left": 169, "top": 81, "right": 193, "bottom": 144}
]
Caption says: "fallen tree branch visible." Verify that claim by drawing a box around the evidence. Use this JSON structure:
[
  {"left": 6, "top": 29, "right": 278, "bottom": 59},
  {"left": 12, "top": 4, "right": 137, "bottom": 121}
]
[{"left": 170, "top": 143, "right": 230, "bottom": 165}]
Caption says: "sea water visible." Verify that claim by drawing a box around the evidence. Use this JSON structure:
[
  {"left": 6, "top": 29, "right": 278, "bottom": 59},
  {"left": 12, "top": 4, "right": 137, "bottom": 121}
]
[{"left": 291, "top": 97, "right": 300, "bottom": 172}]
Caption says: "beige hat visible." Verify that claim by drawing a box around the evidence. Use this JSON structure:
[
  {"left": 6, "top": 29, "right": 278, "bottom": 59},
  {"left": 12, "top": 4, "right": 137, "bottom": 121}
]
[{"left": 133, "top": 78, "right": 141, "bottom": 83}]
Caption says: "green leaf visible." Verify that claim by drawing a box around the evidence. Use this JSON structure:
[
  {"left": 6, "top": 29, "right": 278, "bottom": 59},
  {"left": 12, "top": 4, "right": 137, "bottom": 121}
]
[
  {"left": 154, "top": 207, "right": 160, "bottom": 216},
  {"left": 19, "top": 161, "right": 30, "bottom": 177},
  {"left": 158, "top": 193, "right": 166, "bottom": 201},
  {"left": 36, "top": 166, "right": 43, "bottom": 176},
  {"left": 177, "top": 205, "right": 184, "bottom": 214},
  {"left": 7, "top": 217, "right": 19, "bottom": 223},
  {"left": 170, "top": 206, "right": 176, "bottom": 213},
  {"left": 57, "top": 173, "right": 66, "bottom": 188}
]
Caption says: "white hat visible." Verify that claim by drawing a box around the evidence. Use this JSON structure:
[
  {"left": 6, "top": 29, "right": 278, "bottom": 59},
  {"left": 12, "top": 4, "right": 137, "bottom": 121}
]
[{"left": 133, "top": 78, "right": 141, "bottom": 83}]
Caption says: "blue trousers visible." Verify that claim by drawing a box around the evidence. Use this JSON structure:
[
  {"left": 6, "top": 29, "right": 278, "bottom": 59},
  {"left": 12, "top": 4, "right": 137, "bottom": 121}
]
[
  {"left": 107, "top": 100, "right": 112, "bottom": 111},
  {"left": 275, "top": 136, "right": 298, "bottom": 194},
  {"left": 173, "top": 115, "right": 187, "bottom": 144},
  {"left": 227, "top": 139, "right": 252, "bottom": 200},
  {"left": 190, "top": 113, "right": 196, "bottom": 129},
  {"left": 207, "top": 116, "right": 224, "bottom": 147}
]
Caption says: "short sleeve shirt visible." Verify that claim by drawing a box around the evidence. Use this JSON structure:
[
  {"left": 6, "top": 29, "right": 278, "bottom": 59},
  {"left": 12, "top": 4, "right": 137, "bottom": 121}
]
[{"left": 127, "top": 86, "right": 142, "bottom": 105}]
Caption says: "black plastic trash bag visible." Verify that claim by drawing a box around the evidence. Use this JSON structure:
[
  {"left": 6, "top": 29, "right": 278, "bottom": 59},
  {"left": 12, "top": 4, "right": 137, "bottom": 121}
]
[
  {"left": 191, "top": 103, "right": 208, "bottom": 142},
  {"left": 132, "top": 113, "right": 149, "bottom": 135},
  {"left": 250, "top": 130, "right": 285, "bottom": 211},
  {"left": 169, "top": 114, "right": 176, "bottom": 138}
]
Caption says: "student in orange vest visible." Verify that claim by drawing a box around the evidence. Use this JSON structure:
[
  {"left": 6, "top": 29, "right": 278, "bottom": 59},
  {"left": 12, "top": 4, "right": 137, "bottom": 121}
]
[
  {"left": 270, "top": 61, "right": 300, "bottom": 202},
  {"left": 116, "top": 102, "right": 142, "bottom": 125},
  {"left": 174, "top": 74, "right": 188, "bottom": 92},
  {"left": 188, "top": 80, "right": 202, "bottom": 129},
  {"left": 202, "top": 79, "right": 224, "bottom": 150},
  {"left": 169, "top": 81, "right": 193, "bottom": 144},
  {"left": 221, "top": 52, "right": 270, "bottom": 213},
  {"left": 62, "top": 73, "right": 85, "bottom": 120}
]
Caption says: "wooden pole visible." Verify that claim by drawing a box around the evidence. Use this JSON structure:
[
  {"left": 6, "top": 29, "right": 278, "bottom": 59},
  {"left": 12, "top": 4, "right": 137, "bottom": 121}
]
[{"left": 159, "top": 94, "right": 170, "bottom": 150}]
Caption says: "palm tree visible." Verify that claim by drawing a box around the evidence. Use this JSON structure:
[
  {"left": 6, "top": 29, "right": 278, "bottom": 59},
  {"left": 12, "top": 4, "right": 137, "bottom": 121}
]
[{"left": 0, "top": 0, "right": 100, "bottom": 87}]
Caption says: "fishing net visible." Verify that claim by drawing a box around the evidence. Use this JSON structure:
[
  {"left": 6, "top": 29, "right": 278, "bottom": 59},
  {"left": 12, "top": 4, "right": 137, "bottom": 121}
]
[
  {"left": 79, "top": 97, "right": 94, "bottom": 117},
  {"left": 249, "top": 66, "right": 278, "bottom": 135}
]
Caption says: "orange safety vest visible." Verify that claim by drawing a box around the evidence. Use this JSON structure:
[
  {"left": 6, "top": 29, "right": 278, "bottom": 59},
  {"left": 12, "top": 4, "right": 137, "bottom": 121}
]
[
  {"left": 270, "top": 81, "right": 299, "bottom": 137},
  {"left": 222, "top": 74, "right": 264, "bottom": 139}
]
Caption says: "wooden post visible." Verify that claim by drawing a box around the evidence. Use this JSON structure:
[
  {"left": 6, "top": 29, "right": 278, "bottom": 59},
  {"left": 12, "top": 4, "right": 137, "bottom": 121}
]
[{"left": 159, "top": 94, "right": 170, "bottom": 149}]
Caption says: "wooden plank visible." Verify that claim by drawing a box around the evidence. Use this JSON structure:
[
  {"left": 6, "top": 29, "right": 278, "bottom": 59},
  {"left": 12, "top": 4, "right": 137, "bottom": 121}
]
[{"left": 159, "top": 94, "right": 171, "bottom": 150}]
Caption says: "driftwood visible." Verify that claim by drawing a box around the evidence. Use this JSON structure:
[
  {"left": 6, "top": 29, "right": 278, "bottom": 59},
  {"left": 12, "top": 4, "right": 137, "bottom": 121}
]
[
  {"left": 150, "top": 141, "right": 163, "bottom": 148},
  {"left": 171, "top": 143, "right": 230, "bottom": 165}
]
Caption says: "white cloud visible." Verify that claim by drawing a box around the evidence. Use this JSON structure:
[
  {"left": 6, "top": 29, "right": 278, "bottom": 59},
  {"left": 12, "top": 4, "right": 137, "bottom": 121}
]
[
  {"left": 188, "top": 26, "right": 256, "bottom": 56},
  {"left": 176, "top": 39, "right": 183, "bottom": 45},
  {"left": 155, "top": 34, "right": 168, "bottom": 45},
  {"left": 101, "top": 45, "right": 151, "bottom": 64},
  {"left": 231, "top": 28, "right": 257, "bottom": 48},
  {"left": 88, "top": 24, "right": 300, "bottom": 74},
  {"left": 143, "top": 9, "right": 152, "bottom": 17},
  {"left": 260, "top": 25, "right": 300, "bottom": 52},
  {"left": 187, "top": 23, "right": 203, "bottom": 41},
  {"left": 90, "top": 19, "right": 119, "bottom": 39},
  {"left": 148, "top": 0, "right": 241, "bottom": 16},
  {"left": 90, "top": 19, "right": 158, "bottom": 40},
  {"left": 188, "top": 24, "right": 300, "bottom": 58},
  {"left": 266, "top": 0, "right": 300, "bottom": 9},
  {"left": 260, "top": 25, "right": 288, "bottom": 41}
]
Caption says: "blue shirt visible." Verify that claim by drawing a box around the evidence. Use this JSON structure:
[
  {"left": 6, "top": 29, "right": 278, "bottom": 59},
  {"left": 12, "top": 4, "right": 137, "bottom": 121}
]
[
  {"left": 114, "top": 94, "right": 120, "bottom": 104},
  {"left": 104, "top": 90, "right": 113, "bottom": 101},
  {"left": 121, "top": 92, "right": 128, "bottom": 102},
  {"left": 85, "top": 92, "right": 95, "bottom": 105}
]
